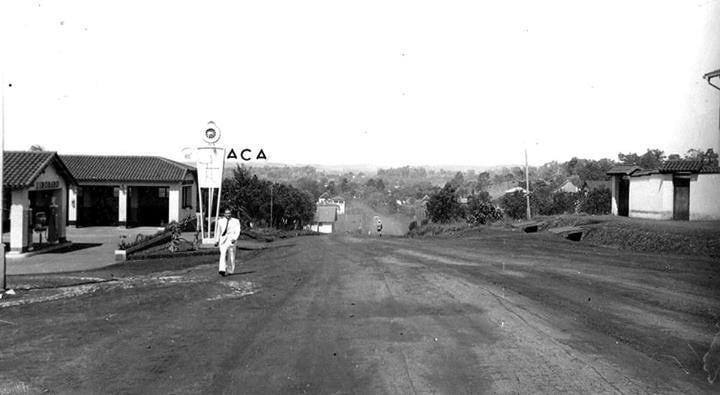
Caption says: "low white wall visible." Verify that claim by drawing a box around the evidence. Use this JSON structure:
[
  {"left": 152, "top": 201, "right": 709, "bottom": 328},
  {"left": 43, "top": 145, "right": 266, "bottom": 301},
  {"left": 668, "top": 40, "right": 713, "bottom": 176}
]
[
  {"left": 690, "top": 174, "right": 720, "bottom": 220},
  {"left": 629, "top": 174, "right": 673, "bottom": 220}
]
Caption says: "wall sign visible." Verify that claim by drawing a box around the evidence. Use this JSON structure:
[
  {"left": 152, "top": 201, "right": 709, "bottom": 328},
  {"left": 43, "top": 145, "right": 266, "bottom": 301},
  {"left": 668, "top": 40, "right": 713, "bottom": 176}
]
[{"left": 35, "top": 180, "right": 60, "bottom": 190}]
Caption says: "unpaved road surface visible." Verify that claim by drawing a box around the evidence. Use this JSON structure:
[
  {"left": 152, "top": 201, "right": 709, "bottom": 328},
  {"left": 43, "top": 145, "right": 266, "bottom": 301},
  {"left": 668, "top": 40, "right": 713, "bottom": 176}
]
[{"left": 1, "top": 230, "right": 719, "bottom": 393}]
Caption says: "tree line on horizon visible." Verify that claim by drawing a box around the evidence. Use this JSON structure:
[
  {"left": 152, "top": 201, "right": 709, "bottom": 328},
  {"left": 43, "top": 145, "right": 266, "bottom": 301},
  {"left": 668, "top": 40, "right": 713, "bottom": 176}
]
[{"left": 216, "top": 146, "right": 718, "bottom": 230}]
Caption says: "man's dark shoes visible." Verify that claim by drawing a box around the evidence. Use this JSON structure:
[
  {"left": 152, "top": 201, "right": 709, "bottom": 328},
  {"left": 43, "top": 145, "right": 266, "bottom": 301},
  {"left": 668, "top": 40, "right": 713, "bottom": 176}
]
[{"left": 219, "top": 271, "right": 226, "bottom": 277}]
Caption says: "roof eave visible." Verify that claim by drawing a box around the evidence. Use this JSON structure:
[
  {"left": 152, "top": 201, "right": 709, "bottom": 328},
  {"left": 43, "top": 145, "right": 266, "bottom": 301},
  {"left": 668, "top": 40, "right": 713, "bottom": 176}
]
[{"left": 703, "top": 68, "right": 720, "bottom": 80}]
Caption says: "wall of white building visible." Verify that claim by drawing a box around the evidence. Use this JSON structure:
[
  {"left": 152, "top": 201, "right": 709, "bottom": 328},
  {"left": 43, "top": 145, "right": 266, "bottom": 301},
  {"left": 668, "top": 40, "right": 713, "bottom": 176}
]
[
  {"left": 9, "top": 162, "right": 69, "bottom": 253},
  {"left": 690, "top": 174, "right": 720, "bottom": 220},
  {"left": 629, "top": 174, "right": 673, "bottom": 220}
]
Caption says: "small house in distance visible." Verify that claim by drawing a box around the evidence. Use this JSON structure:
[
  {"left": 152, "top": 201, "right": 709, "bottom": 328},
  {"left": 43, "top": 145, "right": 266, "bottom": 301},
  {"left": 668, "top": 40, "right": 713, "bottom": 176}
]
[
  {"left": 310, "top": 205, "right": 338, "bottom": 234},
  {"left": 607, "top": 160, "right": 720, "bottom": 220},
  {"left": 318, "top": 196, "right": 345, "bottom": 215},
  {"left": 555, "top": 179, "right": 582, "bottom": 194}
]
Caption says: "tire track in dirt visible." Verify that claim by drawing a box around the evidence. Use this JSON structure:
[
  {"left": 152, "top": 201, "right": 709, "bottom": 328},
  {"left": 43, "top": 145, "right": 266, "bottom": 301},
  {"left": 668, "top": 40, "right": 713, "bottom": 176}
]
[{"left": 367, "top": 234, "right": 717, "bottom": 392}]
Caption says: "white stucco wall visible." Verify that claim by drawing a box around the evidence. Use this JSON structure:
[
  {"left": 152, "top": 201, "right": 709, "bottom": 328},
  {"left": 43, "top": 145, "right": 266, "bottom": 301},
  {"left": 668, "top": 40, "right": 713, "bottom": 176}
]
[
  {"left": 68, "top": 186, "right": 77, "bottom": 224},
  {"left": 310, "top": 223, "right": 333, "bottom": 233},
  {"left": 118, "top": 186, "right": 127, "bottom": 224},
  {"left": 169, "top": 184, "right": 181, "bottom": 223},
  {"left": 610, "top": 177, "right": 618, "bottom": 215},
  {"left": 9, "top": 189, "right": 30, "bottom": 252},
  {"left": 629, "top": 174, "right": 673, "bottom": 220},
  {"left": 690, "top": 174, "right": 720, "bottom": 220}
]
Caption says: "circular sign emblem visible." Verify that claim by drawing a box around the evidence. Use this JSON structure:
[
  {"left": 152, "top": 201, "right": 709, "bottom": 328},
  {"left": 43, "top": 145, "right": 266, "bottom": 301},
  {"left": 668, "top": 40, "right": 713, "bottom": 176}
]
[{"left": 202, "top": 121, "right": 222, "bottom": 144}]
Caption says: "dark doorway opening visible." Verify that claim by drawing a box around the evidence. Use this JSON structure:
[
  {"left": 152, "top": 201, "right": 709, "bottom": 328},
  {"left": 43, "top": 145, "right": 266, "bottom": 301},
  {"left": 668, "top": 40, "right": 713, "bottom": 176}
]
[
  {"left": 127, "top": 186, "right": 169, "bottom": 227},
  {"left": 617, "top": 177, "right": 630, "bottom": 217},
  {"left": 673, "top": 177, "right": 690, "bottom": 221},
  {"left": 77, "top": 186, "right": 118, "bottom": 226}
]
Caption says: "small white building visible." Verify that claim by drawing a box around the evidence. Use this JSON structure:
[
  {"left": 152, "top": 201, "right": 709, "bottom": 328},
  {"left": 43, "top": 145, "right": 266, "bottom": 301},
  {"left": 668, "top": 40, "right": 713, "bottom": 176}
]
[
  {"left": 608, "top": 161, "right": 720, "bottom": 220},
  {"left": 3, "top": 151, "right": 77, "bottom": 253},
  {"left": 309, "top": 205, "right": 338, "bottom": 233}
]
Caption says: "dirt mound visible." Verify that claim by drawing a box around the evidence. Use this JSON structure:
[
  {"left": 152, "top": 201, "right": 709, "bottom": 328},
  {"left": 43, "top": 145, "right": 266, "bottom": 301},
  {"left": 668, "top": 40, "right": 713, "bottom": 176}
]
[
  {"left": 582, "top": 223, "right": 720, "bottom": 259},
  {"left": 534, "top": 215, "right": 720, "bottom": 259}
]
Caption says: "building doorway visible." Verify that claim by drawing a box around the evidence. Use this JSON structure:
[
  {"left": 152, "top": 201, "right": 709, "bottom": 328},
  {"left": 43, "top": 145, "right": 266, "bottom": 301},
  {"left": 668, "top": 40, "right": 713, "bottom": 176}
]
[
  {"left": 617, "top": 177, "right": 630, "bottom": 217},
  {"left": 127, "top": 186, "right": 169, "bottom": 227},
  {"left": 673, "top": 177, "right": 690, "bottom": 220},
  {"left": 77, "top": 186, "right": 118, "bottom": 226}
]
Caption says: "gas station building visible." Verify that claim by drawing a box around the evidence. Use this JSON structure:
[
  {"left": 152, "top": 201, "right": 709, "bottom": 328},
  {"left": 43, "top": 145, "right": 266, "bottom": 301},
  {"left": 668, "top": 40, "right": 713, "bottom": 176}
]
[
  {"left": 3, "top": 152, "right": 198, "bottom": 253},
  {"left": 61, "top": 155, "right": 197, "bottom": 228}
]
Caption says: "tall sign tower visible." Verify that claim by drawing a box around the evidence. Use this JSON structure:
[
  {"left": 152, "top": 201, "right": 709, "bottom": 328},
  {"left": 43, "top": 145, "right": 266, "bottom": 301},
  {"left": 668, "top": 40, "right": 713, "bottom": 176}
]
[{"left": 196, "top": 121, "right": 226, "bottom": 245}]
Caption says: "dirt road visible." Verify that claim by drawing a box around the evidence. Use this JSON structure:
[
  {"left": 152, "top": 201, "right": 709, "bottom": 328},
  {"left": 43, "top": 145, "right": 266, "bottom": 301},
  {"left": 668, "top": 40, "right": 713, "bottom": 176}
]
[{"left": 1, "top": 230, "right": 719, "bottom": 393}]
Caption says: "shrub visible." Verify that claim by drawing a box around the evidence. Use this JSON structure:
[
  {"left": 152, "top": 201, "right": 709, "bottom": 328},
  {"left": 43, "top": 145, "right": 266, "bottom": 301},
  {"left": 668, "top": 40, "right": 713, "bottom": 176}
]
[
  {"left": 579, "top": 187, "right": 611, "bottom": 215},
  {"left": 500, "top": 191, "right": 527, "bottom": 220},
  {"left": 465, "top": 195, "right": 503, "bottom": 225},
  {"left": 408, "top": 220, "right": 418, "bottom": 232},
  {"left": 547, "top": 192, "right": 580, "bottom": 215}
]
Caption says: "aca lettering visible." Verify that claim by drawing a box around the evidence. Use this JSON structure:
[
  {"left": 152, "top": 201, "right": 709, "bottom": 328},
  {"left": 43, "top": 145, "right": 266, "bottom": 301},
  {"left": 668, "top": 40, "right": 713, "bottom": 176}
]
[{"left": 226, "top": 148, "right": 267, "bottom": 161}]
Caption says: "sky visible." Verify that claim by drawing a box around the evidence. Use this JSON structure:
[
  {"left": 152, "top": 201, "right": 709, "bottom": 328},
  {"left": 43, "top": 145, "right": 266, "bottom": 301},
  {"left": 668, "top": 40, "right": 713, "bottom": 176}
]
[{"left": 1, "top": 0, "right": 719, "bottom": 168}]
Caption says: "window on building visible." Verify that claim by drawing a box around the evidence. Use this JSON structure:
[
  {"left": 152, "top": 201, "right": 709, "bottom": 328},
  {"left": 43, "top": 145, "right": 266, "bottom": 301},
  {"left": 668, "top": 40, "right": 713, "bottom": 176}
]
[
  {"left": 182, "top": 186, "right": 192, "bottom": 209},
  {"left": 158, "top": 187, "right": 168, "bottom": 198}
]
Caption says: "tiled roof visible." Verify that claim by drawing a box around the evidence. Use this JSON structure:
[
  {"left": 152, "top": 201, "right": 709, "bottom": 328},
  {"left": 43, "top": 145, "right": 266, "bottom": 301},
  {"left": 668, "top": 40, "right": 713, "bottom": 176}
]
[
  {"left": 658, "top": 160, "right": 704, "bottom": 173},
  {"left": 700, "top": 165, "right": 720, "bottom": 174},
  {"left": 61, "top": 155, "right": 195, "bottom": 183},
  {"left": 633, "top": 169, "right": 659, "bottom": 176},
  {"left": 607, "top": 165, "right": 641, "bottom": 175},
  {"left": 4, "top": 151, "right": 76, "bottom": 189},
  {"left": 314, "top": 205, "right": 337, "bottom": 223}
]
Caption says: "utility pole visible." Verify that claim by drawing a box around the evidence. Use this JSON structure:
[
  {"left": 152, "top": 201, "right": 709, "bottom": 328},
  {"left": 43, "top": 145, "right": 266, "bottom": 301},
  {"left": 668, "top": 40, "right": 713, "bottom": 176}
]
[
  {"left": 1, "top": 78, "right": 7, "bottom": 290},
  {"left": 269, "top": 184, "right": 273, "bottom": 228},
  {"left": 525, "top": 148, "right": 531, "bottom": 221},
  {"left": 703, "top": 69, "right": 720, "bottom": 155}
]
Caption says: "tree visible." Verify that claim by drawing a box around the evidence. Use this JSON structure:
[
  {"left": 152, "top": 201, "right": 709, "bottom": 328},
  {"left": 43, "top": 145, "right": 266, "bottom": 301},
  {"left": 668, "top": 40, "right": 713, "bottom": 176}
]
[
  {"left": 449, "top": 171, "right": 464, "bottom": 189},
  {"left": 618, "top": 149, "right": 665, "bottom": 169},
  {"left": 295, "top": 177, "right": 322, "bottom": 200},
  {"left": 500, "top": 191, "right": 527, "bottom": 220},
  {"left": 325, "top": 180, "right": 337, "bottom": 196},
  {"left": 639, "top": 149, "right": 665, "bottom": 169},
  {"left": 426, "top": 183, "right": 463, "bottom": 223},
  {"left": 685, "top": 148, "right": 719, "bottom": 166},
  {"left": 476, "top": 172, "right": 491, "bottom": 192},
  {"left": 222, "top": 166, "right": 314, "bottom": 229},
  {"left": 618, "top": 152, "right": 641, "bottom": 166},
  {"left": 465, "top": 194, "right": 502, "bottom": 225}
]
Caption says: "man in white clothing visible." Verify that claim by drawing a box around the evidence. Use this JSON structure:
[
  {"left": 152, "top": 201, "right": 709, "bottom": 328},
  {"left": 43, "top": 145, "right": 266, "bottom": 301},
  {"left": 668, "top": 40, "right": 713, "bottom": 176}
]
[{"left": 215, "top": 209, "right": 241, "bottom": 276}]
